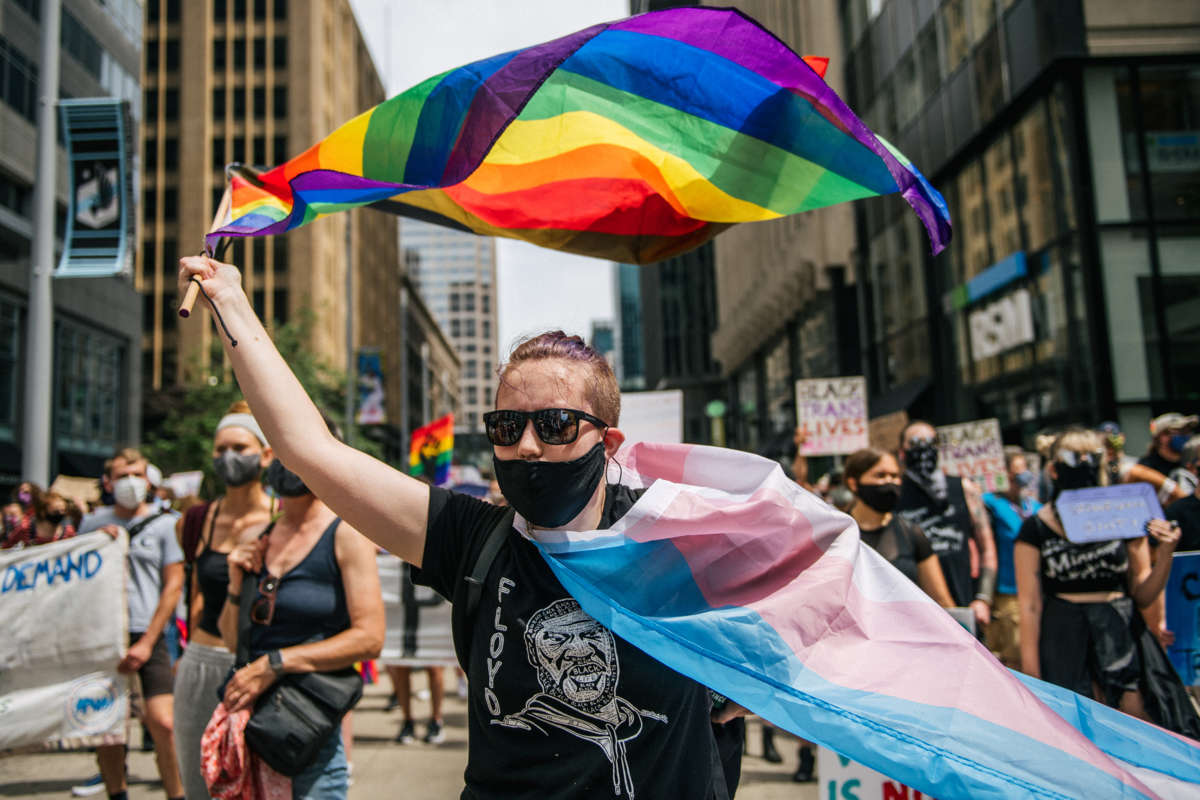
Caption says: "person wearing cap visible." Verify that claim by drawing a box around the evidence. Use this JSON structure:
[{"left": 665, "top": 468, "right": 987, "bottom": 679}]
[
  {"left": 1140, "top": 413, "right": 1199, "bottom": 477},
  {"left": 1166, "top": 438, "right": 1200, "bottom": 553},
  {"left": 1100, "top": 421, "right": 1189, "bottom": 508},
  {"left": 1168, "top": 435, "right": 1200, "bottom": 499},
  {"left": 172, "top": 400, "right": 276, "bottom": 800}
]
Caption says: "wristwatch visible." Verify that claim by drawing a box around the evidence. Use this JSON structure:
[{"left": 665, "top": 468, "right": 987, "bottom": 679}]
[{"left": 267, "top": 649, "right": 285, "bottom": 676}]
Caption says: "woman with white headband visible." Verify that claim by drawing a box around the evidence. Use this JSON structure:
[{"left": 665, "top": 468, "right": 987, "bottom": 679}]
[{"left": 173, "top": 400, "right": 275, "bottom": 800}]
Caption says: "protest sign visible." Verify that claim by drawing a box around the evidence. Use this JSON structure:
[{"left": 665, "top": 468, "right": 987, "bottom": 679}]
[
  {"left": 795, "top": 377, "right": 868, "bottom": 456},
  {"left": 0, "top": 532, "right": 130, "bottom": 753},
  {"left": 818, "top": 746, "right": 932, "bottom": 799},
  {"left": 1055, "top": 483, "right": 1164, "bottom": 544},
  {"left": 378, "top": 554, "right": 455, "bottom": 666},
  {"left": 936, "top": 418, "right": 1007, "bottom": 492},
  {"left": 1165, "top": 552, "right": 1200, "bottom": 686},
  {"left": 618, "top": 390, "right": 684, "bottom": 446},
  {"left": 868, "top": 410, "right": 908, "bottom": 454}
]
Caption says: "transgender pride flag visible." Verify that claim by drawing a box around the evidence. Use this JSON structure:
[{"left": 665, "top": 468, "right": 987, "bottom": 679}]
[{"left": 517, "top": 443, "right": 1200, "bottom": 799}]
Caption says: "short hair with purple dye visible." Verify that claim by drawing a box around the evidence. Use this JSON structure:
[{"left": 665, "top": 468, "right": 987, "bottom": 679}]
[{"left": 498, "top": 331, "right": 620, "bottom": 427}]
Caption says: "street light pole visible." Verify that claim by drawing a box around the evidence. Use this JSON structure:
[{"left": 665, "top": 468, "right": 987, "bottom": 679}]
[{"left": 22, "top": 0, "right": 63, "bottom": 486}]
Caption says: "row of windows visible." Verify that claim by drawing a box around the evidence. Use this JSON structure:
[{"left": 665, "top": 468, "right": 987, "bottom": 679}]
[
  {"left": 0, "top": 37, "right": 38, "bottom": 123},
  {"left": 0, "top": 173, "right": 33, "bottom": 219},
  {"left": 213, "top": 37, "right": 288, "bottom": 71},
  {"left": 448, "top": 318, "right": 493, "bottom": 339},
  {"left": 144, "top": 86, "right": 179, "bottom": 121},
  {"left": 213, "top": 135, "right": 289, "bottom": 168},
  {"left": 143, "top": 187, "right": 179, "bottom": 223},
  {"left": 145, "top": 38, "right": 180, "bottom": 73},
  {"left": 146, "top": 0, "right": 182, "bottom": 24},
  {"left": 212, "top": 85, "right": 288, "bottom": 121},
  {"left": 61, "top": 9, "right": 103, "bottom": 80},
  {"left": 213, "top": 0, "right": 289, "bottom": 22}
]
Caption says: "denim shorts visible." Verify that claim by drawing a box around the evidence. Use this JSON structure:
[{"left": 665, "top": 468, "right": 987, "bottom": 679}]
[{"left": 290, "top": 729, "right": 348, "bottom": 800}]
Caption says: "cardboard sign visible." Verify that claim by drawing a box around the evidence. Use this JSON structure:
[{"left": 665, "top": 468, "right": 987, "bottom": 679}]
[
  {"left": 818, "top": 747, "right": 934, "bottom": 800},
  {"left": 936, "top": 418, "right": 1007, "bottom": 493},
  {"left": 795, "top": 377, "right": 868, "bottom": 456},
  {"left": 1165, "top": 552, "right": 1200, "bottom": 686},
  {"left": 1055, "top": 483, "right": 1164, "bottom": 543}
]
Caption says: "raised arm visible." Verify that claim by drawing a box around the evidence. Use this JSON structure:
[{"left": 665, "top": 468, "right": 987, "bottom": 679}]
[
  {"left": 1014, "top": 541, "right": 1043, "bottom": 677},
  {"left": 963, "top": 479, "right": 997, "bottom": 627},
  {"left": 179, "top": 256, "right": 429, "bottom": 565}
]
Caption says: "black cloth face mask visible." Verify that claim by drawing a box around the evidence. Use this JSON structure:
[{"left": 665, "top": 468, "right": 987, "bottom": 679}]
[
  {"left": 265, "top": 459, "right": 310, "bottom": 497},
  {"left": 493, "top": 442, "right": 606, "bottom": 528},
  {"left": 856, "top": 482, "right": 901, "bottom": 514},
  {"left": 213, "top": 450, "right": 263, "bottom": 487},
  {"left": 904, "top": 441, "right": 940, "bottom": 480}
]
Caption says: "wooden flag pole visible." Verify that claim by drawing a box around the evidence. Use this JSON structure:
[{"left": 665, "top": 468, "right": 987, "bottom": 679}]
[{"left": 179, "top": 184, "right": 232, "bottom": 317}]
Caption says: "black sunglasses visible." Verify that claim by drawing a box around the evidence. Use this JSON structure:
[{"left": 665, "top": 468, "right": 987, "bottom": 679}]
[
  {"left": 250, "top": 574, "right": 280, "bottom": 626},
  {"left": 482, "top": 408, "right": 609, "bottom": 447}
]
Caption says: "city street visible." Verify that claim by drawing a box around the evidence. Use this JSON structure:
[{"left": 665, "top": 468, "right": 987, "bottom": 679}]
[{"left": 0, "top": 674, "right": 817, "bottom": 800}]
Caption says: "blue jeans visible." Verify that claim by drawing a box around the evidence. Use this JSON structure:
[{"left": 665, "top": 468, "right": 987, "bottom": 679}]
[{"left": 290, "top": 730, "right": 347, "bottom": 799}]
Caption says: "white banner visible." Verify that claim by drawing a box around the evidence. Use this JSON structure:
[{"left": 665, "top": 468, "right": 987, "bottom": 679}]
[
  {"left": 817, "top": 746, "right": 930, "bottom": 799},
  {"left": 618, "top": 390, "right": 684, "bottom": 446},
  {"left": 378, "top": 554, "right": 455, "bottom": 667},
  {"left": 0, "top": 532, "right": 130, "bottom": 753},
  {"left": 795, "top": 376, "right": 869, "bottom": 455},
  {"left": 937, "top": 417, "right": 1008, "bottom": 493}
]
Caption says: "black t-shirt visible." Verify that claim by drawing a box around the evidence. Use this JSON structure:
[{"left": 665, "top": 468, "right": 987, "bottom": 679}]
[
  {"left": 859, "top": 516, "right": 934, "bottom": 586},
  {"left": 897, "top": 476, "right": 974, "bottom": 606},
  {"left": 1016, "top": 516, "right": 1130, "bottom": 595},
  {"left": 1165, "top": 495, "right": 1200, "bottom": 552},
  {"left": 1138, "top": 451, "right": 1178, "bottom": 478},
  {"left": 419, "top": 485, "right": 720, "bottom": 800}
]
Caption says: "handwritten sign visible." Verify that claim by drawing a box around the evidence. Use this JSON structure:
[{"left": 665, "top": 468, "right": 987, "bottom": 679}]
[
  {"left": 796, "top": 377, "right": 868, "bottom": 455},
  {"left": 1055, "top": 483, "right": 1164, "bottom": 544},
  {"left": 0, "top": 532, "right": 130, "bottom": 753},
  {"left": 1165, "top": 552, "right": 1200, "bottom": 686},
  {"left": 818, "top": 746, "right": 934, "bottom": 800},
  {"left": 936, "top": 418, "right": 1007, "bottom": 492}
]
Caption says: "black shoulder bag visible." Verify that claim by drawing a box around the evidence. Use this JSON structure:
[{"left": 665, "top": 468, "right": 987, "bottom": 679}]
[
  {"left": 234, "top": 528, "right": 363, "bottom": 777},
  {"left": 450, "top": 507, "right": 516, "bottom": 671}
]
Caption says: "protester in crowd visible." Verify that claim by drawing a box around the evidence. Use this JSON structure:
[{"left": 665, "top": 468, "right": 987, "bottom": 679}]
[
  {"left": 1033, "top": 430, "right": 1058, "bottom": 504},
  {"left": 183, "top": 249, "right": 748, "bottom": 799},
  {"left": 896, "top": 421, "right": 997, "bottom": 630},
  {"left": 981, "top": 447, "right": 1041, "bottom": 668},
  {"left": 218, "top": 445, "right": 384, "bottom": 799},
  {"left": 1166, "top": 463, "right": 1200, "bottom": 553},
  {"left": 1098, "top": 420, "right": 1188, "bottom": 506},
  {"left": 77, "top": 448, "right": 184, "bottom": 800},
  {"left": 1140, "top": 413, "right": 1197, "bottom": 475},
  {"left": 1014, "top": 429, "right": 1200, "bottom": 736},
  {"left": 845, "top": 447, "right": 955, "bottom": 607},
  {"left": 173, "top": 401, "right": 275, "bottom": 800},
  {"left": 30, "top": 490, "right": 81, "bottom": 545},
  {"left": 1, "top": 481, "right": 41, "bottom": 548},
  {"left": 389, "top": 664, "right": 446, "bottom": 744},
  {"left": 1168, "top": 435, "right": 1200, "bottom": 498}
]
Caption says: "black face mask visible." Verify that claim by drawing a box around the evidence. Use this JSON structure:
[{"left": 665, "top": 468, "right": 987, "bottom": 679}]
[
  {"left": 856, "top": 482, "right": 901, "bottom": 514},
  {"left": 904, "top": 441, "right": 940, "bottom": 480},
  {"left": 1053, "top": 463, "right": 1099, "bottom": 495},
  {"left": 493, "top": 442, "right": 606, "bottom": 528},
  {"left": 44, "top": 511, "right": 66, "bottom": 526},
  {"left": 265, "top": 459, "right": 310, "bottom": 497},
  {"left": 213, "top": 450, "right": 263, "bottom": 487}
]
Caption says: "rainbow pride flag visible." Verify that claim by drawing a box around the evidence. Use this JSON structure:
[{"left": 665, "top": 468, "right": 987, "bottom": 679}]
[
  {"left": 518, "top": 443, "right": 1200, "bottom": 799},
  {"left": 408, "top": 414, "right": 453, "bottom": 486},
  {"left": 207, "top": 7, "right": 950, "bottom": 264}
]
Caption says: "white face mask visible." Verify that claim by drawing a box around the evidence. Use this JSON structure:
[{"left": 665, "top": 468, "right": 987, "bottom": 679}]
[{"left": 112, "top": 475, "right": 148, "bottom": 510}]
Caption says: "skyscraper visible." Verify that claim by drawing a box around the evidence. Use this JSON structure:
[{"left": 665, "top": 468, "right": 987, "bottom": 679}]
[{"left": 400, "top": 219, "right": 498, "bottom": 438}]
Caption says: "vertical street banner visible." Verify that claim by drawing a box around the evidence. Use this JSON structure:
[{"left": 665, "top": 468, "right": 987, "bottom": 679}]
[
  {"left": 377, "top": 554, "right": 455, "bottom": 667},
  {"left": 0, "top": 532, "right": 130, "bottom": 753},
  {"left": 936, "top": 417, "right": 1007, "bottom": 492},
  {"left": 356, "top": 348, "right": 387, "bottom": 425},
  {"left": 409, "top": 414, "right": 454, "bottom": 486},
  {"left": 1166, "top": 552, "right": 1200, "bottom": 686},
  {"left": 56, "top": 99, "right": 135, "bottom": 278},
  {"left": 794, "top": 376, "right": 868, "bottom": 456}
]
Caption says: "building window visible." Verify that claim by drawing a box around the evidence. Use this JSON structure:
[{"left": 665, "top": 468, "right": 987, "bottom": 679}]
[
  {"left": 233, "top": 39, "right": 245, "bottom": 70},
  {"left": 0, "top": 174, "right": 33, "bottom": 219},
  {"left": 214, "top": 0, "right": 227, "bottom": 22},
  {"left": 449, "top": 293, "right": 460, "bottom": 311},
  {"left": 233, "top": 88, "right": 246, "bottom": 117},
  {"left": 0, "top": 38, "right": 39, "bottom": 122},
  {"left": 482, "top": 319, "right": 490, "bottom": 338},
  {"left": 450, "top": 319, "right": 461, "bottom": 337},
  {"left": 0, "top": 297, "right": 20, "bottom": 439},
  {"left": 213, "top": 38, "right": 226, "bottom": 71},
  {"left": 272, "top": 135, "right": 288, "bottom": 160},
  {"left": 253, "top": 135, "right": 266, "bottom": 165},
  {"left": 55, "top": 319, "right": 125, "bottom": 455},
  {"left": 464, "top": 293, "right": 475, "bottom": 311},
  {"left": 212, "top": 87, "right": 226, "bottom": 121},
  {"left": 481, "top": 294, "right": 490, "bottom": 313},
  {"left": 232, "top": 137, "right": 245, "bottom": 163},
  {"left": 163, "top": 137, "right": 178, "bottom": 169},
  {"left": 165, "top": 38, "right": 180, "bottom": 71},
  {"left": 166, "top": 0, "right": 181, "bottom": 23},
  {"left": 145, "top": 39, "right": 159, "bottom": 72},
  {"left": 274, "top": 0, "right": 288, "bottom": 21},
  {"left": 273, "top": 86, "right": 287, "bottom": 118},
  {"left": 253, "top": 37, "right": 266, "bottom": 70},
  {"left": 466, "top": 385, "right": 478, "bottom": 405},
  {"left": 254, "top": 0, "right": 268, "bottom": 21},
  {"left": 464, "top": 359, "right": 477, "bottom": 379},
  {"left": 164, "top": 87, "right": 179, "bottom": 120},
  {"left": 61, "top": 10, "right": 102, "bottom": 79},
  {"left": 273, "top": 37, "right": 287, "bottom": 69},
  {"left": 464, "top": 319, "right": 476, "bottom": 337},
  {"left": 253, "top": 86, "right": 266, "bottom": 119},
  {"left": 163, "top": 188, "right": 178, "bottom": 221}
]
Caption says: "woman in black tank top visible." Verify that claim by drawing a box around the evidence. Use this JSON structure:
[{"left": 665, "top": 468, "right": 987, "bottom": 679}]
[
  {"left": 172, "top": 402, "right": 275, "bottom": 800},
  {"left": 1014, "top": 429, "right": 1192, "bottom": 733},
  {"left": 844, "top": 448, "right": 955, "bottom": 607}
]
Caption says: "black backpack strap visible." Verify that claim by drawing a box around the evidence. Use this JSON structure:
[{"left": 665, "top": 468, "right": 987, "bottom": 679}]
[
  {"left": 451, "top": 507, "right": 515, "bottom": 670},
  {"left": 234, "top": 519, "right": 276, "bottom": 668},
  {"left": 125, "top": 508, "right": 172, "bottom": 539}
]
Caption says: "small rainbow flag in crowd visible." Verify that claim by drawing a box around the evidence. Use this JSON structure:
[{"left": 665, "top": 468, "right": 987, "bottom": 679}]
[
  {"left": 522, "top": 443, "right": 1200, "bottom": 799},
  {"left": 409, "top": 414, "right": 453, "bottom": 486},
  {"left": 207, "top": 6, "right": 950, "bottom": 264}
]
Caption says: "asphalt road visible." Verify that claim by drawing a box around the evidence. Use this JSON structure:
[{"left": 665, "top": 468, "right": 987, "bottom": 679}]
[{"left": 0, "top": 673, "right": 818, "bottom": 799}]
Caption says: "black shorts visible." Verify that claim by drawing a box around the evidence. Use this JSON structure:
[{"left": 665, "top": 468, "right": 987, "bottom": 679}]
[
  {"left": 1039, "top": 596, "right": 1140, "bottom": 706},
  {"left": 130, "top": 632, "right": 174, "bottom": 699}
]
